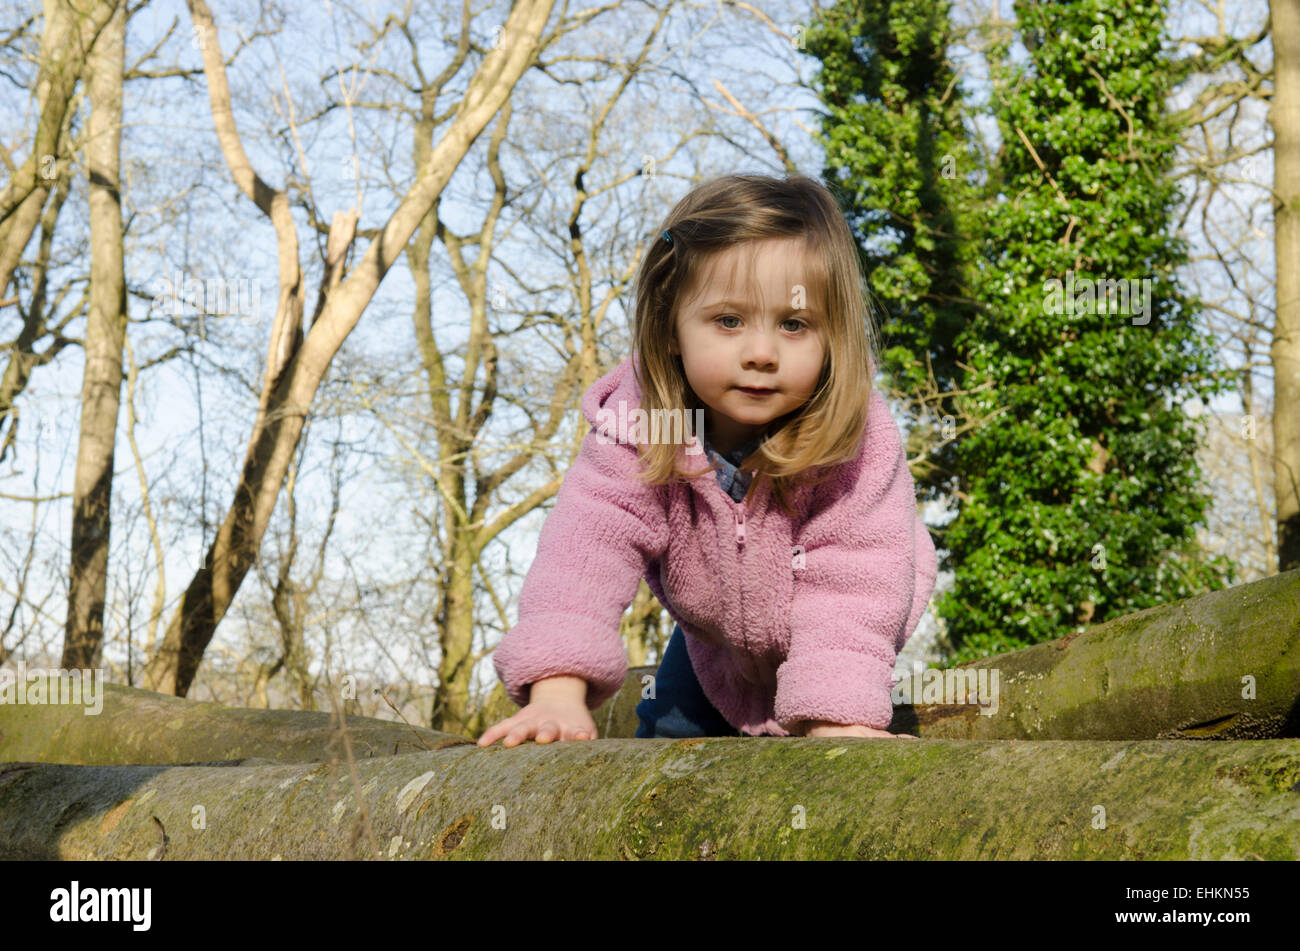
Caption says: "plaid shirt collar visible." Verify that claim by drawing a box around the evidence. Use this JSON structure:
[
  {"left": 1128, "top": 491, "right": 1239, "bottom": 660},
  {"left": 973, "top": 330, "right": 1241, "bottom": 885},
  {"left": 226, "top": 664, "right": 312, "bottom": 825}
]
[{"left": 702, "top": 422, "right": 765, "bottom": 502}]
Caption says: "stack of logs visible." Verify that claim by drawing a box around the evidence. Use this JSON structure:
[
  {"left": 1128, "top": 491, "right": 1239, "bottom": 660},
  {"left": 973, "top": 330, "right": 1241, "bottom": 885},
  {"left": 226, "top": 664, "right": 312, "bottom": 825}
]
[{"left": 2, "top": 570, "right": 1298, "bottom": 859}]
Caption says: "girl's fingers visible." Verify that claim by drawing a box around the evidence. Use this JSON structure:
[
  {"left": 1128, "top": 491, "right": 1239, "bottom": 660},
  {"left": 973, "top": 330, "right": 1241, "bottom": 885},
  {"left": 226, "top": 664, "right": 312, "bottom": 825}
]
[
  {"left": 481, "top": 716, "right": 523, "bottom": 746},
  {"left": 479, "top": 716, "right": 599, "bottom": 747},
  {"left": 504, "top": 724, "right": 531, "bottom": 748}
]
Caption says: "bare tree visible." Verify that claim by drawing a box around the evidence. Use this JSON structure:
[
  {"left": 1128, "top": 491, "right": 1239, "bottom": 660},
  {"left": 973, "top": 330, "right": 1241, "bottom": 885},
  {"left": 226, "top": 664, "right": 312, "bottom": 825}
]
[
  {"left": 0, "top": 2, "right": 109, "bottom": 460},
  {"left": 139, "top": 0, "right": 559, "bottom": 696},
  {"left": 1271, "top": 0, "right": 1300, "bottom": 568},
  {"left": 63, "top": 0, "right": 125, "bottom": 670},
  {"left": 406, "top": 3, "right": 676, "bottom": 735},
  {"left": 1166, "top": 0, "right": 1282, "bottom": 573},
  {"left": 0, "top": 0, "right": 116, "bottom": 298}
]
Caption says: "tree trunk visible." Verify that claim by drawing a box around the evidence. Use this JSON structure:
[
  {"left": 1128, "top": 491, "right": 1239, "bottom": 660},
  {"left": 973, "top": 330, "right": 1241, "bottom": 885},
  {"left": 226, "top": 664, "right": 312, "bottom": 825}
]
[
  {"left": 2, "top": 737, "right": 1298, "bottom": 859},
  {"left": 0, "top": 0, "right": 115, "bottom": 298},
  {"left": 62, "top": 0, "right": 125, "bottom": 671},
  {"left": 1, "top": 0, "right": 115, "bottom": 452},
  {"left": 1273, "top": 0, "right": 1300, "bottom": 570},
  {"left": 618, "top": 580, "right": 667, "bottom": 668},
  {"left": 430, "top": 533, "right": 477, "bottom": 736},
  {"left": 0, "top": 682, "right": 462, "bottom": 765},
  {"left": 140, "top": 0, "right": 558, "bottom": 697}
]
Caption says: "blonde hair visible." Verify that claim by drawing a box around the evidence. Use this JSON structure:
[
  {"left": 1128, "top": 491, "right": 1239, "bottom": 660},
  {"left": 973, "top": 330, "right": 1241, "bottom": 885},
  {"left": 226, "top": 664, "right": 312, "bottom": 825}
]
[{"left": 629, "top": 173, "right": 881, "bottom": 515}]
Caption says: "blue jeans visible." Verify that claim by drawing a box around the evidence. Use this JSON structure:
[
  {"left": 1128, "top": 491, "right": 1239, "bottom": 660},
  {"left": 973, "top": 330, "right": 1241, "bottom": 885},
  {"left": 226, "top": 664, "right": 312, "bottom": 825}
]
[{"left": 635, "top": 623, "right": 743, "bottom": 738}]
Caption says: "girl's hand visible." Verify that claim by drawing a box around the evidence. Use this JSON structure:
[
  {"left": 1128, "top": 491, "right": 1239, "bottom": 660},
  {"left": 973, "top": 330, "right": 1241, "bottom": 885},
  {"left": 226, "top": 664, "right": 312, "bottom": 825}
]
[
  {"left": 476, "top": 699, "right": 599, "bottom": 748},
  {"left": 800, "top": 720, "right": 918, "bottom": 739}
]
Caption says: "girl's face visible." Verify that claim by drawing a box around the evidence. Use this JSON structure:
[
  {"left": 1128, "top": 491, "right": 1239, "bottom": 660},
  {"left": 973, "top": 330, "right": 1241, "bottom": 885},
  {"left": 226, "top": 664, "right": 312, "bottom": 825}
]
[{"left": 669, "top": 236, "right": 826, "bottom": 457}]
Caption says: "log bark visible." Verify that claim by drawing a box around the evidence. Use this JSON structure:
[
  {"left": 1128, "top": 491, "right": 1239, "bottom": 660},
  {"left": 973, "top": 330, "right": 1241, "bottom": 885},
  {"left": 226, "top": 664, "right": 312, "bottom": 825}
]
[
  {"left": 4, "top": 552, "right": 1300, "bottom": 861},
  {"left": 2, "top": 737, "right": 1298, "bottom": 859},
  {"left": 0, "top": 682, "right": 463, "bottom": 765}
]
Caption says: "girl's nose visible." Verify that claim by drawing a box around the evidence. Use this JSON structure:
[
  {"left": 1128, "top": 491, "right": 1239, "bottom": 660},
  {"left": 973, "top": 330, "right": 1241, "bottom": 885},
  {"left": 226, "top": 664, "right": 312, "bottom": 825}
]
[{"left": 739, "top": 330, "right": 779, "bottom": 367}]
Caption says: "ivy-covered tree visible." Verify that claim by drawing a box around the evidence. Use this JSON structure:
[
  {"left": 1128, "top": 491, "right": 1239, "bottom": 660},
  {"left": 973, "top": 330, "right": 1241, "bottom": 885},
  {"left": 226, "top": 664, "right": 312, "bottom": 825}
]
[
  {"left": 808, "top": 0, "right": 1235, "bottom": 663},
  {"left": 936, "top": 0, "right": 1235, "bottom": 660},
  {"left": 806, "top": 0, "right": 983, "bottom": 502}
]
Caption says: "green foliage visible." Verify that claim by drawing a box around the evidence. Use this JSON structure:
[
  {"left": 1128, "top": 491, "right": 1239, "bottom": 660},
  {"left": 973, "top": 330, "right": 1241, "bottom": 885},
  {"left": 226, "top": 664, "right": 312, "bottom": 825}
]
[
  {"left": 807, "top": 0, "right": 981, "bottom": 505},
  {"left": 808, "top": 0, "right": 1236, "bottom": 664}
]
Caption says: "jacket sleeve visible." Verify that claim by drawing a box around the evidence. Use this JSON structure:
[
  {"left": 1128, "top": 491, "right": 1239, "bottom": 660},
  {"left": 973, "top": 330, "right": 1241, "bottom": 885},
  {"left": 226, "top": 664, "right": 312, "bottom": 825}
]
[
  {"left": 774, "top": 391, "right": 936, "bottom": 732},
  {"left": 491, "top": 427, "right": 670, "bottom": 711}
]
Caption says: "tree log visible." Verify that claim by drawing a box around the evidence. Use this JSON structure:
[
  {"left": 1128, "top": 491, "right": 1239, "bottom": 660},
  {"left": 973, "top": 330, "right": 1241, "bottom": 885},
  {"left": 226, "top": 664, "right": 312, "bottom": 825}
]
[
  {"left": 0, "top": 683, "right": 461, "bottom": 765},
  {"left": 2, "top": 737, "right": 1298, "bottom": 859},
  {"left": 895, "top": 568, "right": 1300, "bottom": 740}
]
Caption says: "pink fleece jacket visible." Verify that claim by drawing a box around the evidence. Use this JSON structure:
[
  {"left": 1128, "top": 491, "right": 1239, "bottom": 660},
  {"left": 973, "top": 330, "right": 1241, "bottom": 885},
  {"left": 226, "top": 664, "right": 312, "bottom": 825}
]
[{"left": 491, "top": 353, "right": 938, "bottom": 735}]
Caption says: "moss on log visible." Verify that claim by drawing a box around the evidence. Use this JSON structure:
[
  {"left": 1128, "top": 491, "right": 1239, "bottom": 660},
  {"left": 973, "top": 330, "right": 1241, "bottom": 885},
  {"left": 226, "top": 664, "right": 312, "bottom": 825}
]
[
  {"left": 2, "top": 737, "right": 1299, "bottom": 859},
  {"left": 893, "top": 569, "right": 1300, "bottom": 740},
  {"left": 0, "top": 682, "right": 462, "bottom": 765}
]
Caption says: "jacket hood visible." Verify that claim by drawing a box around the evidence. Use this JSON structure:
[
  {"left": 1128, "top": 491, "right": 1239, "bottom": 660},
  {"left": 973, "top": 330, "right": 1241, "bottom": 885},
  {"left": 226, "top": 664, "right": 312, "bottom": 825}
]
[
  {"left": 581, "top": 353, "right": 706, "bottom": 455},
  {"left": 581, "top": 353, "right": 639, "bottom": 432}
]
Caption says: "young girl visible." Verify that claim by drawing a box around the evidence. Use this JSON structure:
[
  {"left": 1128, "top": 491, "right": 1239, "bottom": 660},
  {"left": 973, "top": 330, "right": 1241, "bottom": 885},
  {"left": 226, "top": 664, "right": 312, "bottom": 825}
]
[{"left": 478, "top": 173, "right": 937, "bottom": 747}]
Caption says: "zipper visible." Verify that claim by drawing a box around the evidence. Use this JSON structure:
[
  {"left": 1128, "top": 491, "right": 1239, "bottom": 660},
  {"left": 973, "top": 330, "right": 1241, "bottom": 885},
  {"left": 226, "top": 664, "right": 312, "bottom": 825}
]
[
  {"left": 732, "top": 469, "right": 756, "bottom": 544},
  {"left": 736, "top": 497, "right": 748, "bottom": 680},
  {"left": 733, "top": 473, "right": 755, "bottom": 682},
  {"left": 697, "top": 454, "right": 762, "bottom": 685}
]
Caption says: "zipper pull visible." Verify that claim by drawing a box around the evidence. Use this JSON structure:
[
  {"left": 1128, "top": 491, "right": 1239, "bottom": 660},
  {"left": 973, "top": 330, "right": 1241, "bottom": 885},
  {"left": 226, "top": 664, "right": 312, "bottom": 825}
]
[{"left": 734, "top": 507, "right": 745, "bottom": 544}]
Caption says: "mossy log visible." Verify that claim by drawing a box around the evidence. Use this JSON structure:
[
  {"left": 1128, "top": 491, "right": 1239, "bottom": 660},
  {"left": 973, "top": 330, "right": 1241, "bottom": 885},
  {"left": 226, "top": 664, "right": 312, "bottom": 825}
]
[
  {"left": 0, "top": 682, "right": 461, "bottom": 765},
  {"left": 896, "top": 569, "right": 1300, "bottom": 740},
  {"left": 582, "top": 570, "right": 1300, "bottom": 740},
  {"left": 2, "top": 737, "right": 1299, "bottom": 859}
]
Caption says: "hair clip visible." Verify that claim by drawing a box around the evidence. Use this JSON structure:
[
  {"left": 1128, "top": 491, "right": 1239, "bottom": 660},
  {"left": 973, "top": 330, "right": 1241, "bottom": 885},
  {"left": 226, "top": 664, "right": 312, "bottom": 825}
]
[{"left": 661, "top": 229, "right": 673, "bottom": 246}]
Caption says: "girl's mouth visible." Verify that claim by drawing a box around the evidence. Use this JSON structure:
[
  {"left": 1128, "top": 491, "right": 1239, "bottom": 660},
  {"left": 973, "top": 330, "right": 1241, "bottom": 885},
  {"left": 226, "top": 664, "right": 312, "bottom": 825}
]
[{"left": 737, "top": 386, "right": 775, "bottom": 397}]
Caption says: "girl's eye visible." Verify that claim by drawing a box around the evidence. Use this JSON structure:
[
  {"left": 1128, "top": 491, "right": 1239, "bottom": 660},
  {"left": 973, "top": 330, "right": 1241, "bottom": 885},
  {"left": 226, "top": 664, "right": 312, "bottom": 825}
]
[{"left": 717, "top": 315, "right": 807, "bottom": 332}]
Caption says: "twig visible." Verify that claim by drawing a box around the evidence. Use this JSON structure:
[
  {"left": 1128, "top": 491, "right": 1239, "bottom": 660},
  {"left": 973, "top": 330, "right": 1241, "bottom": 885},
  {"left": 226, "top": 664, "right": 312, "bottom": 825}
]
[
  {"left": 325, "top": 685, "right": 382, "bottom": 859},
  {"left": 1014, "top": 125, "right": 1079, "bottom": 247},
  {"left": 378, "top": 688, "right": 436, "bottom": 752}
]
